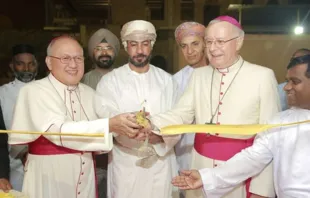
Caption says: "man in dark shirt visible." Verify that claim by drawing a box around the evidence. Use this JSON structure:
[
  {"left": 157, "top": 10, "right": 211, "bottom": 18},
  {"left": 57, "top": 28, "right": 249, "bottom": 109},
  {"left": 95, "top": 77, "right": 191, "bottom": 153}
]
[{"left": 0, "top": 105, "right": 11, "bottom": 191}]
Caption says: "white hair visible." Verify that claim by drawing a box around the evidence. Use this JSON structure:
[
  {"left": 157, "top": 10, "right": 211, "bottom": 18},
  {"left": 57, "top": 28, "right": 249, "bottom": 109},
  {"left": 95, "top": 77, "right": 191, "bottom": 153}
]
[{"left": 208, "top": 19, "right": 245, "bottom": 37}]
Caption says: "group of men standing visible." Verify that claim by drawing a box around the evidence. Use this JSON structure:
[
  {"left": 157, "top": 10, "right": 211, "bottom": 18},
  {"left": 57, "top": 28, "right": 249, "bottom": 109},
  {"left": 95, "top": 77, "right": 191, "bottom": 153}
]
[{"left": 0, "top": 14, "right": 308, "bottom": 198}]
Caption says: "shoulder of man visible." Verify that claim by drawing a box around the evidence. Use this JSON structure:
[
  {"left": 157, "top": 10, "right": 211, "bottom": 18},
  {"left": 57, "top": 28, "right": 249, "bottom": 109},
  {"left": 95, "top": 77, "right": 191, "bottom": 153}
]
[
  {"left": 0, "top": 80, "right": 15, "bottom": 90},
  {"left": 0, "top": 80, "right": 18, "bottom": 101},
  {"left": 269, "top": 108, "right": 309, "bottom": 125},
  {"left": 18, "top": 77, "right": 50, "bottom": 97},
  {"left": 96, "top": 64, "right": 127, "bottom": 89},
  {"left": 243, "top": 60, "right": 275, "bottom": 75},
  {"left": 103, "top": 64, "right": 127, "bottom": 79},
  {"left": 173, "top": 65, "right": 190, "bottom": 78},
  {"left": 189, "top": 65, "right": 212, "bottom": 80},
  {"left": 82, "top": 70, "right": 92, "bottom": 79}
]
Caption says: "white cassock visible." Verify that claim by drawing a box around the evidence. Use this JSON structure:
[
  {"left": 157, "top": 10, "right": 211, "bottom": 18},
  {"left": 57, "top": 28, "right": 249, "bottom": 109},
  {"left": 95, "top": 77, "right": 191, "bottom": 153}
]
[
  {"left": 8, "top": 74, "right": 113, "bottom": 198},
  {"left": 95, "top": 64, "right": 180, "bottom": 198},
  {"left": 199, "top": 108, "right": 310, "bottom": 197},
  {"left": 151, "top": 56, "right": 281, "bottom": 198},
  {"left": 0, "top": 78, "right": 26, "bottom": 191},
  {"left": 173, "top": 66, "right": 195, "bottom": 172}
]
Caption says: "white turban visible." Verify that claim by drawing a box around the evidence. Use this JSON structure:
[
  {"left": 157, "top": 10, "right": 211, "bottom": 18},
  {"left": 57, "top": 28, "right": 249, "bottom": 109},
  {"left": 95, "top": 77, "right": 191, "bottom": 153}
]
[{"left": 120, "top": 20, "right": 157, "bottom": 50}]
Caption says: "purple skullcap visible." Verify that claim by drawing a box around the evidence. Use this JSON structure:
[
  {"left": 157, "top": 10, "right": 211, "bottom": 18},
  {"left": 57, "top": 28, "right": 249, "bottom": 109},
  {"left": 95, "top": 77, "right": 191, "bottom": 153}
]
[{"left": 213, "top": 15, "right": 242, "bottom": 30}]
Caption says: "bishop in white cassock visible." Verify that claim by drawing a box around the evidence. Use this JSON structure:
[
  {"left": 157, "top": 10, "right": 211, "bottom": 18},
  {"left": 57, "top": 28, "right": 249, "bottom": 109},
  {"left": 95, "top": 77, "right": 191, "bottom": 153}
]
[
  {"left": 172, "top": 54, "right": 310, "bottom": 197},
  {"left": 95, "top": 20, "right": 180, "bottom": 198},
  {"left": 173, "top": 22, "right": 207, "bottom": 181},
  {"left": 8, "top": 36, "right": 139, "bottom": 198},
  {"left": 151, "top": 16, "right": 280, "bottom": 198}
]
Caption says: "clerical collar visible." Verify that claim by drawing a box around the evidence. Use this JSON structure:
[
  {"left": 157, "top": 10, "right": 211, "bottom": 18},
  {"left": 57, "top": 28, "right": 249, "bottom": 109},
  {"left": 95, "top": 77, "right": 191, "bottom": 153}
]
[
  {"left": 47, "top": 73, "right": 80, "bottom": 92},
  {"left": 216, "top": 56, "right": 243, "bottom": 74}
]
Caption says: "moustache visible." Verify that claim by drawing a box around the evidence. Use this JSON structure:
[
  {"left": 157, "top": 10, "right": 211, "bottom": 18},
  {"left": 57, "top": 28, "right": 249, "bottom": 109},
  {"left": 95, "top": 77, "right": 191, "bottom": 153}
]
[{"left": 98, "top": 55, "right": 112, "bottom": 60}]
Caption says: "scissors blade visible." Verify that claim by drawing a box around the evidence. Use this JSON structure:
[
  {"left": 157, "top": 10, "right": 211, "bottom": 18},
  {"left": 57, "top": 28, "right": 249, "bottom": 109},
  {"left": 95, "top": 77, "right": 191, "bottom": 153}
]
[{"left": 142, "top": 107, "right": 146, "bottom": 119}]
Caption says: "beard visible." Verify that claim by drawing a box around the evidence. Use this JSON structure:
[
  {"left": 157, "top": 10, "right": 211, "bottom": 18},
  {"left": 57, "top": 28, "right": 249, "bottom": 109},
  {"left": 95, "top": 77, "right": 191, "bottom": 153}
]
[
  {"left": 94, "top": 55, "right": 115, "bottom": 69},
  {"left": 129, "top": 54, "right": 151, "bottom": 68},
  {"left": 14, "top": 71, "right": 37, "bottom": 83}
]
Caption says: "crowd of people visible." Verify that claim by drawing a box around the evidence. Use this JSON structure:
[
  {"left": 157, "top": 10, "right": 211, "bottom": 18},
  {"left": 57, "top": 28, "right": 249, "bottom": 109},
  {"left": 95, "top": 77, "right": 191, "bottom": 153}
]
[{"left": 0, "top": 15, "right": 309, "bottom": 198}]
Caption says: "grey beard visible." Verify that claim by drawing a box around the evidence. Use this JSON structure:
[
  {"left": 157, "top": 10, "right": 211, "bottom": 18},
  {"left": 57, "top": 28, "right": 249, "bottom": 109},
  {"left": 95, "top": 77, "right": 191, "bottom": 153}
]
[
  {"left": 129, "top": 54, "right": 151, "bottom": 68},
  {"left": 14, "top": 71, "right": 37, "bottom": 83}
]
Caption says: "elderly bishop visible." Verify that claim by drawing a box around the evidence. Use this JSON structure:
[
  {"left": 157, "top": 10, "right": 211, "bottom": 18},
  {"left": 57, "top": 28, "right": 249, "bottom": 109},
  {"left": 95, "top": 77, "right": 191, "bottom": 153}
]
[
  {"left": 8, "top": 36, "right": 141, "bottom": 198},
  {"left": 150, "top": 16, "right": 280, "bottom": 198}
]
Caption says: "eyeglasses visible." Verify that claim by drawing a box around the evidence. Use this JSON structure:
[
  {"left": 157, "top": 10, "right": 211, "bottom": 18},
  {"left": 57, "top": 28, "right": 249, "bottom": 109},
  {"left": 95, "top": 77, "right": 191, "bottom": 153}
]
[
  {"left": 49, "top": 55, "right": 84, "bottom": 64},
  {"left": 94, "top": 46, "right": 113, "bottom": 53},
  {"left": 205, "top": 36, "right": 239, "bottom": 48}
]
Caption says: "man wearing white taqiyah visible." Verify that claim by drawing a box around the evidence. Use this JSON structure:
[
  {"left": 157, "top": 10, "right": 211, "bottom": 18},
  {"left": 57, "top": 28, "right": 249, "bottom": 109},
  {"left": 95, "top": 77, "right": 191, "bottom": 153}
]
[
  {"left": 173, "top": 22, "right": 208, "bottom": 180},
  {"left": 95, "top": 20, "right": 180, "bottom": 198}
]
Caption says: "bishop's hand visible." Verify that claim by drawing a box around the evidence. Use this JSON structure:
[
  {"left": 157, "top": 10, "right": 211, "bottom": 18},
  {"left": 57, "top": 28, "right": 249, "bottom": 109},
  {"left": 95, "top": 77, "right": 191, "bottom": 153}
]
[
  {"left": 109, "top": 113, "right": 141, "bottom": 138},
  {"left": 171, "top": 170, "right": 203, "bottom": 190}
]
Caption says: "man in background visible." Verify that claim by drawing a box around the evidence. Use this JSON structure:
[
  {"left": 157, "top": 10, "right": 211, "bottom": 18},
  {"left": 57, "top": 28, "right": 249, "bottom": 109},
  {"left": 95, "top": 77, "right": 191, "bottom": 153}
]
[
  {"left": 0, "top": 44, "right": 38, "bottom": 191},
  {"left": 82, "top": 28, "right": 120, "bottom": 90},
  {"left": 173, "top": 23, "right": 208, "bottom": 191},
  {"left": 82, "top": 28, "right": 120, "bottom": 198}
]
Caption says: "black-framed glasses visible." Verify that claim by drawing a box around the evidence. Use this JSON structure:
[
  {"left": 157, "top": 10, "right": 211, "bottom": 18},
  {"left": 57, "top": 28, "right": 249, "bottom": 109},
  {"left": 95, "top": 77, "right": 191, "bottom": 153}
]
[
  {"left": 205, "top": 36, "right": 239, "bottom": 48},
  {"left": 49, "top": 55, "right": 84, "bottom": 64}
]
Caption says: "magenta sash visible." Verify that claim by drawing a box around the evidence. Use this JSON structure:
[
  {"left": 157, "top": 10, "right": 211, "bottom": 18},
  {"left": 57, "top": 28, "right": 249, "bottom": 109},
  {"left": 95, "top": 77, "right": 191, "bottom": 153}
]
[
  {"left": 29, "top": 136, "right": 82, "bottom": 155},
  {"left": 194, "top": 133, "right": 255, "bottom": 198}
]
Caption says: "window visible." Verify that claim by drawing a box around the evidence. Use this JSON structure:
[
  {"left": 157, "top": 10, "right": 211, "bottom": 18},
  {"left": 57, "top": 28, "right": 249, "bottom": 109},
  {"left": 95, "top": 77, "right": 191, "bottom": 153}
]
[
  {"left": 204, "top": 5, "right": 220, "bottom": 25},
  {"left": 181, "top": 0, "right": 194, "bottom": 20},
  {"left": 146, "top": 0, "right": 165, "bottom": 20}
]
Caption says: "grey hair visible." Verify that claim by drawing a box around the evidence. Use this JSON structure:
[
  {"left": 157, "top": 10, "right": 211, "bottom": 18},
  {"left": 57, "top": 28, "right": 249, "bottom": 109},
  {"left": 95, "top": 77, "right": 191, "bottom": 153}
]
[
  {"left": 46, "top": 35, "right": 78, "bottom": 56},
  {"left": 208, "top": 19, "right": 245, "bottom": 37}
]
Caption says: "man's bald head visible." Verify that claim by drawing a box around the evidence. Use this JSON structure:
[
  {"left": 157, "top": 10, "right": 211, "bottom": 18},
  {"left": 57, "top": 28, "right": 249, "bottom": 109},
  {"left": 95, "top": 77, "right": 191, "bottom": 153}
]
[
  {"left": 47, "top": 36, "right": 82, "bottom": 56},
  {"left": 45, "top": 36, "right": 84, "bottom": 86}
]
